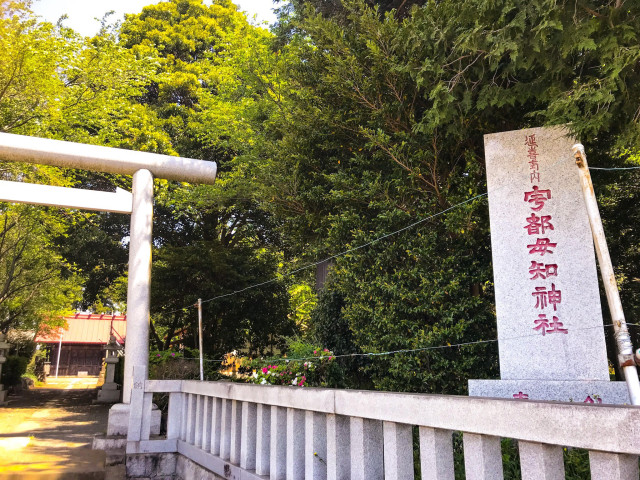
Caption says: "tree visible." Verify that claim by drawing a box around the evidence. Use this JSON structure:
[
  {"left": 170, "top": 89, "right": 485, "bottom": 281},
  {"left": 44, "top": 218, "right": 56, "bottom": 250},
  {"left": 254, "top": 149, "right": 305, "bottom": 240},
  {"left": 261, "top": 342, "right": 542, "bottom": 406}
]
[
  {"left": 120, "top": 1, "right": 297, "bottom": 356},
  {"left": 0, "top": 2, "right": 171, "bottom": 319},
  {"left": 250, "top": 0, "right": 640, "bottom": 392},
  {"left": 0, "top": 205, "right": 81, "bottom": 333}
]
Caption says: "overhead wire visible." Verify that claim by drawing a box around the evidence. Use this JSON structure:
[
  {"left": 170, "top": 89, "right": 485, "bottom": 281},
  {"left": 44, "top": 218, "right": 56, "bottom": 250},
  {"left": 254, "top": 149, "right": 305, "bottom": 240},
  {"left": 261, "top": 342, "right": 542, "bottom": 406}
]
[
  {"left": 156, "top": 160, "right": 638, "bottom": 317},
  {"left": 174, "top": 322, "right": 640, "bottom": 365}
]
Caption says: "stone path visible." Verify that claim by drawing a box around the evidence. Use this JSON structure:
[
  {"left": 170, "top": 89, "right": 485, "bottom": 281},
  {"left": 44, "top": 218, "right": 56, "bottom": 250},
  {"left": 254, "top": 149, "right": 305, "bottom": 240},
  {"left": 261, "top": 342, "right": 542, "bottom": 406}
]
[{"left": 0, "top": 377, "right": 111, "bottom": 479}]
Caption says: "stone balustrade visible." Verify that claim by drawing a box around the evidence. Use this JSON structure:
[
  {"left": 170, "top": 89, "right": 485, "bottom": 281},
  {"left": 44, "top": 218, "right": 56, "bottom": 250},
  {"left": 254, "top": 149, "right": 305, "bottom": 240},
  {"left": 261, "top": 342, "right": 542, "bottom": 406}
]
[{"left": 126, "top": 367, "right": 640, "bottom": 479}]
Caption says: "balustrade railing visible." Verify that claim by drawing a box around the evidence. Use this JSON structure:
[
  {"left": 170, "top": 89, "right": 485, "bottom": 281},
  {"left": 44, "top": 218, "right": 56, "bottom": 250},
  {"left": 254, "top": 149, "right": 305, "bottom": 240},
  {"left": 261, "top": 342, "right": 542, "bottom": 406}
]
[{"left": 127, "top": 367, "right": 640, "bottom": 479}]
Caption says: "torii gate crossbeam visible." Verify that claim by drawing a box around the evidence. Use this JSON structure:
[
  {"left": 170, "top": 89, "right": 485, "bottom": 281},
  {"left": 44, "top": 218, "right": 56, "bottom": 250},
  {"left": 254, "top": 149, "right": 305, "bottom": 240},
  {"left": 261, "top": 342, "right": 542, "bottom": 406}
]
[{"left": 0, "top": 133, "right": 217, "bottom": 418}]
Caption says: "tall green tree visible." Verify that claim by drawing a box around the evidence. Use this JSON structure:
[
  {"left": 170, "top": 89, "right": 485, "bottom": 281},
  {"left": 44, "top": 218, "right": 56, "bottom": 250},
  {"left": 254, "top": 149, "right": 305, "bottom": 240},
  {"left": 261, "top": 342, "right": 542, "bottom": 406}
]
[
  {"left": 121, "top": 0, "right": 296, "bottom": 356},
  {"left": 251, "top": 0, "right": 640, "bottom": 393}
]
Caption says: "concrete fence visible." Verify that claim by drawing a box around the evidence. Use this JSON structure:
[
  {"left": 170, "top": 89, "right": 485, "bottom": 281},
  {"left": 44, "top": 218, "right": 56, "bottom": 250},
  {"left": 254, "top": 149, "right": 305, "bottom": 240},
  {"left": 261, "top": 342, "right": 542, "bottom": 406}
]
[{"left": 126, "top": 367, "right": 640, "bottom": 479}]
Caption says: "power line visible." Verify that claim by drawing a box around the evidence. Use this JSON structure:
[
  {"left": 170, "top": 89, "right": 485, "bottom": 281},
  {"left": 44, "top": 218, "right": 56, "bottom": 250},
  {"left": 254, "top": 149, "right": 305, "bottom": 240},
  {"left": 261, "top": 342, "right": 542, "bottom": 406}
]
[
  {"left": 174, "top": 323, "right": 640, "bottom": 365},
  {"left": 589, "top": 166, "right": 640, "bottom": 171},
  {"left": 158, "top": 158, "right": 639, "bottom": 315}
]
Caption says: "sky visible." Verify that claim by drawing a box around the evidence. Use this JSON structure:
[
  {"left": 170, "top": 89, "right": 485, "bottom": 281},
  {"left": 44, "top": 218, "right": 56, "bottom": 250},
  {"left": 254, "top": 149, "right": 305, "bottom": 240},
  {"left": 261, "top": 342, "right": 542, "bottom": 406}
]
[{"left": 31, "top": 0, "right": 278, "bottom": 37}]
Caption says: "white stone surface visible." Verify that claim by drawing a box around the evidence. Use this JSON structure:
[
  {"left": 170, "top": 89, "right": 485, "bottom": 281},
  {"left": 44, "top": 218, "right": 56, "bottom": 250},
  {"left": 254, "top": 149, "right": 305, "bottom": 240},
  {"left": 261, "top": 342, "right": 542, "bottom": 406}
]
[
  {"left": 122, "top": 169, "right": 154, "bottom": 404},
  {"left": 463, "top": 433, "right": 503, "bottom": 480},
  {"left": 107, "top": 403, "right": 160, "bottom": 436},
  {"left": 270, "top": 406, "right": 287, "bottom": 480},
  {"left": 484, "top": 126, "right": 609, "bottom": 382},
  {"left": 350, "top": 417, "right": 383, "bottom": 480},
  {"left": 326, "top": 414, "right": 350, "bottom": 480},
  {"left": 383, "top": 421, "right": 414, "bottom": 480},
  {"left": 286, "top": 408, "right": 305, "bottom": 480},
  {"left": 469, "top": 379, "right": 630, "bottom": 404},
  {"left": 519, "top": 441, "right": 564, "bottom": 480},
  {"left": 589, "top": 451, "right": 640, "bottom": 480},
  {"left": 305, "top": 411, "right": 327, "bottom": 480},
  {"left": 419, "top": 427, "right": 454, "bottom": 480}
]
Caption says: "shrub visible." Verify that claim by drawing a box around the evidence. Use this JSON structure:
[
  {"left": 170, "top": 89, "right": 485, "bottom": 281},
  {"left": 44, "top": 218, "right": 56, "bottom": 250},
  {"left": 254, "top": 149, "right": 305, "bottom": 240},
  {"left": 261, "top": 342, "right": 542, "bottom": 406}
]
[
  {"left": 242, "top": 340, "right": 344, "bottom": 388},
  {"left": 1, "top": 356, "right": 30, "bottom": 386},
  {"left": 149, "top": 349, "right": 199, "bottom": 380}
]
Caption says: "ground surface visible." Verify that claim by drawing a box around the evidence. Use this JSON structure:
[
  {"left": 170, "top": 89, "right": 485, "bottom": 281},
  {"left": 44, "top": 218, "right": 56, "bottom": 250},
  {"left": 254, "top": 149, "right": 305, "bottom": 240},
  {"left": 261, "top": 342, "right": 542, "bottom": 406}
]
[{"left": 0, "top": 377, "right": 110, "bottom": 479}]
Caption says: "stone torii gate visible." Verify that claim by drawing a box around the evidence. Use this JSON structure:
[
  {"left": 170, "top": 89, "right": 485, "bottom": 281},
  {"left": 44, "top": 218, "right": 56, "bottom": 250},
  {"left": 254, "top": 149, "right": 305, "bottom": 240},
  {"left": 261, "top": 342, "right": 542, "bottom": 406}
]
[{"left": 0, "top": 132, "right": 217, "bottom": 430}]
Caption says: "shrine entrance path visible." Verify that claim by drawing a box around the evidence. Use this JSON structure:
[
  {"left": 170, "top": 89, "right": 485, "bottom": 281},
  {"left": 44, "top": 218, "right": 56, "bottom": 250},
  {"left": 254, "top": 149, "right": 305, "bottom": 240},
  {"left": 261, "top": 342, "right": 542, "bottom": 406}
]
[{"left": 0, "top": 377, "right": 109, "bottom": 479}]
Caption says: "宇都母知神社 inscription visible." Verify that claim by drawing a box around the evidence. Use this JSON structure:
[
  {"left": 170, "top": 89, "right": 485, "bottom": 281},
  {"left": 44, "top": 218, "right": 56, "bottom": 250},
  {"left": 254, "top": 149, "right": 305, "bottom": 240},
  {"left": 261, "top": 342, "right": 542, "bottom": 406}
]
[{"left": 469, "top": 126, "right": 629, "bottom": 404}]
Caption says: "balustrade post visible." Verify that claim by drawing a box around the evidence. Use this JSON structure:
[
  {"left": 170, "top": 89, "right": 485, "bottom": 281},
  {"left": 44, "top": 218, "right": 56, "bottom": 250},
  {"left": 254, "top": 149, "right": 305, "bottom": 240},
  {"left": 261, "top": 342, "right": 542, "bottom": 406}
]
[
  {"left": 287, "top": 408, "right": 305, "bottom": 480},
  {"left": 201, "top": 396, "right": 212, "bottom": 450},
  {"left": 210, "top": 397, "right": 222, "bottom": 455},
  {"left": 463, "top": 433, "right": 504, "bottom": 480},
  {"left": 383, "top": 421, "right": 414, "bottom": 480},
  {"left": 230, "top": 400, "right": 243, "bottom": 464},
  {"left": 306, "top": 411, "right": 327, "bottom": 480},
  {"left": 589, "top": 451, "right": 639, "bottom": 480},
  {"left": 194, "top": 395, "right": 204, "bottom": 446},
  {"left": 350, "top": 417, "right": 383, "bottom": 480},
  {"left": 419, "top": 427, "right": 454, "bottom": 480},
  {"left": 270, "top": 406, "right": 287, "bottom": 480},
  {"left": 180, "top": 393, "right": 189, "bottom": 441},
  {"left": 519, "top": 441, "right": 564, "bottom": 480},
  {"left": 186, "top": 393, "right": 197, "bottom": 444},
  {"left": 326, "top": 414, "right": 350, "bottom": 480},
  {"left": 256, "top": 404, "right": 272, "bottom": 475},
  {"left": 126, "top": 365, "right": 149, "bottom": 444},
  {"left": 241, "top": 402, "right": 257, "bottom": 470},
  {"left": 220, "top": 398, "right": 233, "bottom": 460},
  {"left": 166, "top": 392, "right": 184, "bottom": 440}
]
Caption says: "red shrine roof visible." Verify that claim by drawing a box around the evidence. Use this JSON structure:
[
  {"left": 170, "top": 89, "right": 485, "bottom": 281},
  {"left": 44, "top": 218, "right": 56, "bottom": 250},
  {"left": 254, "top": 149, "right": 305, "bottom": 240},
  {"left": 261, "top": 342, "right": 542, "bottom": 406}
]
[{"left": 35, "top": 313, "right": 126, "bottom": 345}]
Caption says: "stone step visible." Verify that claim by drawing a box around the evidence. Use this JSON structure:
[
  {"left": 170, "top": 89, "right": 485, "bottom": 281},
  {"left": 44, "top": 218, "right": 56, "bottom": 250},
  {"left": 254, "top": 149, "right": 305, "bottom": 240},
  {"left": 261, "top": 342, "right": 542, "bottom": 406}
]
[
  {"left": 92, "top": 434, "right": 126, "bottom": 451},
  {"left": 105, "top": 448, "right": 125, "bottom": 467},
  {"left": 104, "top": 464, "right": 125, "bottom": 480}
]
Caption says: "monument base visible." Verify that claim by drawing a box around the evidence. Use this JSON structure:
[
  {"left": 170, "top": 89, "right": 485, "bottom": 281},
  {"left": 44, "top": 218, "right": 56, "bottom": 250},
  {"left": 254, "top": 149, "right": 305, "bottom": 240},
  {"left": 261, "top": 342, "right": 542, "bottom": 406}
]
[
  {"left": 107, "top": 403, "right": 161, "bottom": 436},
  {"left": 469, "top": 379, "right": 630, "bottom": 405}
]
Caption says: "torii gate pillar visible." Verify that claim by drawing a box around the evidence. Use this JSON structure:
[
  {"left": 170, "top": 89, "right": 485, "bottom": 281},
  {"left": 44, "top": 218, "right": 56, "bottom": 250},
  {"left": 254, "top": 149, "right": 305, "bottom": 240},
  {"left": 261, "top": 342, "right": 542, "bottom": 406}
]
[
  {"left": 123, "top": 169, "right": 154, "bottom": 404},
  {"left": 0, "top": 133, "right": 217, "bottom": 436}
]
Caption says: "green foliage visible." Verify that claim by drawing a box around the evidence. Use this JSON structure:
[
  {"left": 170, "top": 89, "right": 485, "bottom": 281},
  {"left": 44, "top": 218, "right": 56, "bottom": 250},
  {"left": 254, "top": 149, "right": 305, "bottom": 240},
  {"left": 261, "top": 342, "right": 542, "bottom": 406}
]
[
  {"left": 1, "top": 355, "right": 29, "bottom": 386},
  {"left": 288, "top": 284, "right": 317, "bottom": 331},
  {"left": 0, "top": 205, "right": 81, "bottom": 333},
  {"left": 149, "top": 348, "right": 200, "bottom": 380},
  {"left": 252, "top": 0, "right": 640, "bottom": 393}
]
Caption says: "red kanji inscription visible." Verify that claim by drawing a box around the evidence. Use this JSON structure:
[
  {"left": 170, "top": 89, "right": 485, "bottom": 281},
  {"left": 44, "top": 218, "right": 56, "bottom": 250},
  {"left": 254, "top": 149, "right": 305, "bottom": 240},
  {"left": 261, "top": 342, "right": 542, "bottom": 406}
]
[
  {"left": 528, "top": 262, "right": 558, "bottom": 280},
  {"left": 527, "top": 238, "right": 557, "bottom": 256},
  {"left": 534, "top": 314, "right": 568, "bottom": 335},
  {"left": 524, "top": 134, "right": 538, "bottom": 147},
  {"left": 524, "top": 186, "right": 552, "bottom": 211},
  {"left": 524, "top": 214, "right": 554, "bottom": 235},
  {"left": 532, "top": 284, "right": 562, "bottom": 310},
  {"left": 547, "top": 315, "right": 568, "bottom": 334}
]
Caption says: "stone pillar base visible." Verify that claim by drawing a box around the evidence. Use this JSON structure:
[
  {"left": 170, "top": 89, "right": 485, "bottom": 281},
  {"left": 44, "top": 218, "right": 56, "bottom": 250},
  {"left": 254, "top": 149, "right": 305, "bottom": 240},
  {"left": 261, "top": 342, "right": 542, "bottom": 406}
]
[
  {"left": 0, "top": 388, "right": 7, "bottom": 406},
  {"left": 107, "top": 403, "right": 161, "bottom": 436},
  {"left": 469, "top": 379, "right": 630, "bottom": 404}
]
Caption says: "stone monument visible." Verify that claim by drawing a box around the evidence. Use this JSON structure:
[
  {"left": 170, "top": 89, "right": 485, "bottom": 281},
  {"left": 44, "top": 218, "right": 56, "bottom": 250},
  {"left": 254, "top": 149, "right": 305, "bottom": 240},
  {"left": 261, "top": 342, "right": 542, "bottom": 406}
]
[
  {"left": 0, "top": 333, "right": 10, "bottom": 405},
  {"left": 469, "top": 126, "right": 629, "bottom": 404}
]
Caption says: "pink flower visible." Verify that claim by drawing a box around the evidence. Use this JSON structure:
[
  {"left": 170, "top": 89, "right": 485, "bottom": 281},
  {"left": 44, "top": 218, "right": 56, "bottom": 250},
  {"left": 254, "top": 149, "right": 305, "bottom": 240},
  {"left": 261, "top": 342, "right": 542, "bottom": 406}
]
[
  {"left": 313, "top": 350, "right": 317, "bottom": 354},
  {"left": 156, "top": 354, "right": 161, "bottom": 357},
  {"left": 324, "top": 348, "right": 329, "bottom": 352},
  {"left": 328, "top": 356, "right": 333, "bottom": 360},
  {"left": 171, "top": 353, "right": 175, "bottom": 357},
  {"left": 262, "top": 367, "right": 268, "bottom": 374}
]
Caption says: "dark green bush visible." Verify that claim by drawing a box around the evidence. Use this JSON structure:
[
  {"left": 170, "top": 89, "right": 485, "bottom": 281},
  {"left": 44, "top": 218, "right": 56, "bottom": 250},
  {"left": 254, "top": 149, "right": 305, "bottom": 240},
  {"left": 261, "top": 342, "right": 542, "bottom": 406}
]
[{"left": 1, "top": 356, "right": 30, "bottom": 386}]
